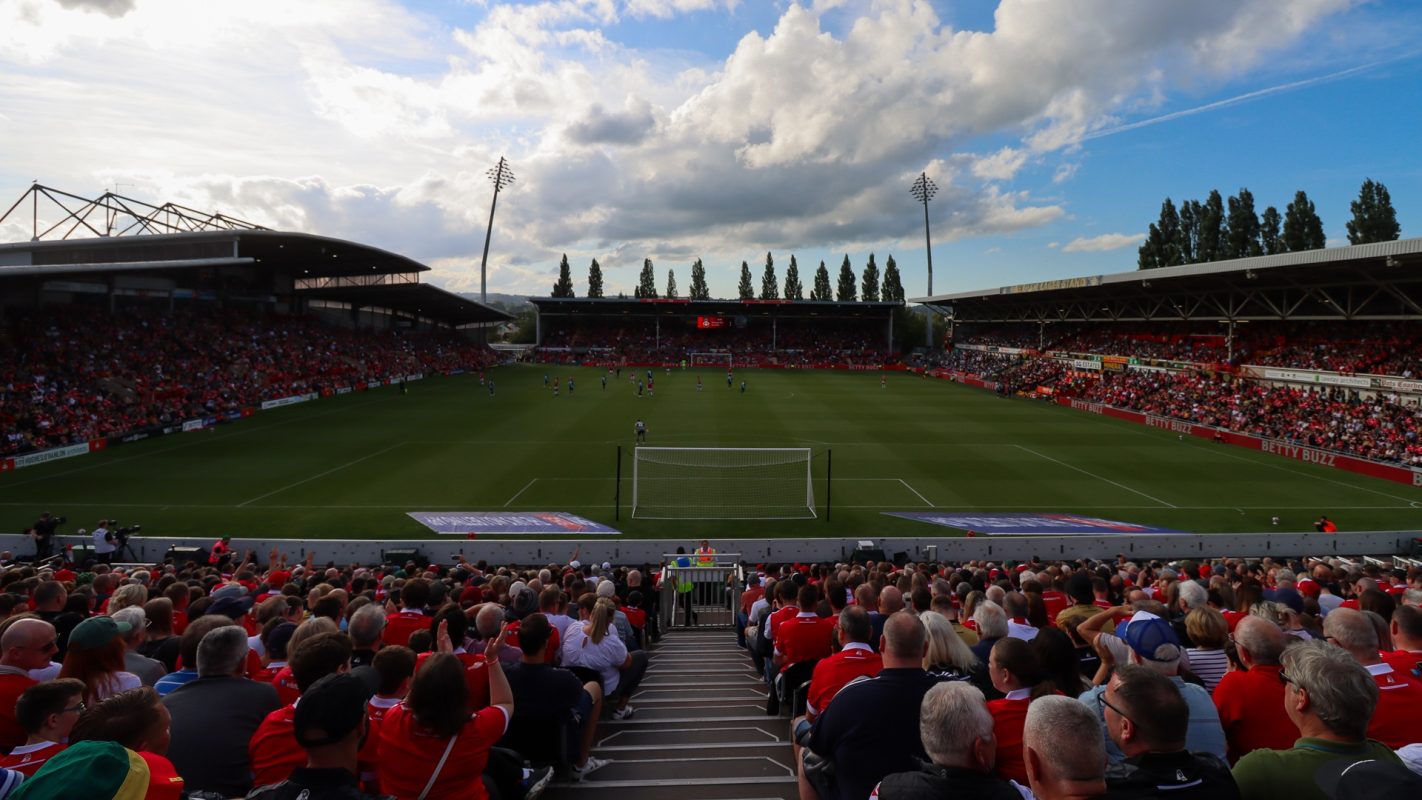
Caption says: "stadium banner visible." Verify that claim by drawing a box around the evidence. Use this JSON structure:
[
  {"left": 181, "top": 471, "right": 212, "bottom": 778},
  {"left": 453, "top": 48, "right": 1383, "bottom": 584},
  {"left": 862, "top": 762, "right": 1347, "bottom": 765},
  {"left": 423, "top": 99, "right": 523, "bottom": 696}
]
[
  {"left": 260, "top": 393, "right": 318, "bottom": 411},
  {"left": 406, "top": 373, "right": 425, "bottom": 381},
  {"left": 0, "top": 459, "right": 12, "bottom": 473},
  {"left": 1254, "top": 367, "right": 1371, "bottom": 389},
  {"left": 1054, "top": 397, "right": 1422, "bottom": 487},
  {"left": 885, "top": 512, "right": 1180, "bottom": 535},
  {"left": 1069, "top": 359, "right": 1102, "bottom": 371},
  {"left": 182, "top": 419, "right": 206, "bottom": 432},
  {"left": 335, "top": 386, "right": 353, "bottom": 395},
  {"left": 11, "top": 442, "right": 91, "bottom": 470},
  {"left": 407, "top": 512, "right": 620, "bottom": 535}
]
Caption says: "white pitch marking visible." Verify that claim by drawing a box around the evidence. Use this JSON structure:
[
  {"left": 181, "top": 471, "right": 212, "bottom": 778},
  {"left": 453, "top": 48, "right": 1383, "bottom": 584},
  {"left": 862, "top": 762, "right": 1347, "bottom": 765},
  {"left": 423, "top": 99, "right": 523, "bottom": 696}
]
[
  {"left": 1014, "top": 445, "right": 1178, "bottom": 508},
  {"left": 236, "top": 442, "right": 407, "bottom": 508},
  {"left": 897, "top": 479, "right": 934, "bottom": 507},
  {"left": 504, "top": 479, "right": 538, "bottom": 507}
]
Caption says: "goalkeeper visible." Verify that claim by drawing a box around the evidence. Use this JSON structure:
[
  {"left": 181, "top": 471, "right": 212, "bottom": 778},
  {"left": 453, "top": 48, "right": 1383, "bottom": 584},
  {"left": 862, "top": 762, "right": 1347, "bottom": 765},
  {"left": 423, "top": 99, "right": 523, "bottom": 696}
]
[{"left": 635, "top": 419, "right": 647, "bottom": 443}]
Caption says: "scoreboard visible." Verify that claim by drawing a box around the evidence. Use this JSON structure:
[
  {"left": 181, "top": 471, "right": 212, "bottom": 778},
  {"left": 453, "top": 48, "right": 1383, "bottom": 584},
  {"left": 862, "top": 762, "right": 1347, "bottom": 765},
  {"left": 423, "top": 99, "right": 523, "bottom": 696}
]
[{"left": 696, "top": 316, "right": 729, "bottom": 329}]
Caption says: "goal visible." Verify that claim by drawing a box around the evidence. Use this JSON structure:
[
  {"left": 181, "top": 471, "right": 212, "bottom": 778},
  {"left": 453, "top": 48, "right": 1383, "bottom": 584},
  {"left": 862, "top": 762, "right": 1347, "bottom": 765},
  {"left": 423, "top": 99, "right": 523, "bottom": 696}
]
[
  {"left": 632, "top": 447, "right": 815, "bottom": 519},
  {"left": 689, "top": 352, "right": 732, "bottom": 368}
]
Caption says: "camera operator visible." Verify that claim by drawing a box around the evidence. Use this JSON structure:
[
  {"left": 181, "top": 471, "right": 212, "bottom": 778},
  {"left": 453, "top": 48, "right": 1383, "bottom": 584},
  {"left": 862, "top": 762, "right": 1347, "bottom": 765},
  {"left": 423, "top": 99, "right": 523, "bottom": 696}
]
[
  {"left": 91, "top": 520, "right": 116, "bottom": 565},
  {"left": 30, "top": 513, "right": 63, "bottom": 561}
]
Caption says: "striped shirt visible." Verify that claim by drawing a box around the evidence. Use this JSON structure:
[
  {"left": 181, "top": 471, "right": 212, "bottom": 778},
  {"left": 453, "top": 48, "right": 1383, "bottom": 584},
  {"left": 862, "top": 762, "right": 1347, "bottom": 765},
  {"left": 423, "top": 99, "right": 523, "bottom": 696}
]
[{"left": 1186, "top": 647, "right": 1229, "bottom": 693}]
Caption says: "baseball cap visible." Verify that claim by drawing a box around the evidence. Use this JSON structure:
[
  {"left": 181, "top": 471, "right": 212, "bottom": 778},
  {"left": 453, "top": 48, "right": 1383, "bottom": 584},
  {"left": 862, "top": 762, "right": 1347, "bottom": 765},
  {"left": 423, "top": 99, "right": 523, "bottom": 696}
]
[
  {"left": 1319, "top": 757, "right": 1422, "bottom": 800},
  {"left": 209, "top": 595, "right": 254, "bottom": 620},
  {"left": 211, "top": 584, "right": 248, "bottom": 602},
  {"left": 265, "top": 622, "right": 298, "bottom": 656},
  {"left": 11, "top": 740, "right": 151, "bottom": 799},
  {"left": 568, "top": 560, "right": 581, "bottom": 569},
  {"left": 68, "top": 616, "right": 132, "bottom": 651},
  {"left": 294, "top": 672, "right": 378, "bottom": 748},
  {"left": 1116, "top": 611, "right": 1180, "bottom": 662}
]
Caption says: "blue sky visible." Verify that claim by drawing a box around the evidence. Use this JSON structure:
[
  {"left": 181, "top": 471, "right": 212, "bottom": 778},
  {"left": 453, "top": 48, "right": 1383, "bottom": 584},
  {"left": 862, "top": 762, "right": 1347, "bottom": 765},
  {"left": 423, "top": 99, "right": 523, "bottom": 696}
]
[{"left": 1, "top": 0, "right": 1418, "bottom": 300}]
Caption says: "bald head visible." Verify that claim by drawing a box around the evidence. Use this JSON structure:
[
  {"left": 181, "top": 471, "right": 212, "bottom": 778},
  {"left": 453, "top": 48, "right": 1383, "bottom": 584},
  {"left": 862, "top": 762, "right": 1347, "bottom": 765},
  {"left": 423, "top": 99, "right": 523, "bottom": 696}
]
[
  {"left": 475, "top": 603, "right": 504, "bottom": 638},
  {"left": 1, "top": 619, "right": 57, "bottom": 671},
  {"left": 882, "top": 611, "right": 926, "bottom": 665},
  {"left": 879, "top": 586, "right": 905, "bottom": 614},
  {"left": 1233, "top": 616, "right": 1285, "bottom": 667}
]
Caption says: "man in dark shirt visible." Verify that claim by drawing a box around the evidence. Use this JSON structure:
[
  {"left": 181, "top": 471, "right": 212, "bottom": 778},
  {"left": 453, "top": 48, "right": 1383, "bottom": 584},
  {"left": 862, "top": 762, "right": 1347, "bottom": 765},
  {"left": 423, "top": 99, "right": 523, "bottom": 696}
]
[
  {"left": 504, "top": 613, "right": 606, "bottom": 777},
  {"left": 870, "top": 681, "right": 1020, "bottom": 800},
  {"left": 804, "top": 611, "right": 941, "bottom": 800},
  {"left": 163, "top": 624, "right": 281, "bottom": 797},
  {"left": 247, "top": 671, "right": 391, "bottom": 800},
  {"left": 30, "top": 513, "right": 60, "bottom": 561},
  {"left": 31, "top": 581, "right": 82, "bottom": 661},
  {"left": 1103, "top": 665, "right": 1239, "bottom": 800}
]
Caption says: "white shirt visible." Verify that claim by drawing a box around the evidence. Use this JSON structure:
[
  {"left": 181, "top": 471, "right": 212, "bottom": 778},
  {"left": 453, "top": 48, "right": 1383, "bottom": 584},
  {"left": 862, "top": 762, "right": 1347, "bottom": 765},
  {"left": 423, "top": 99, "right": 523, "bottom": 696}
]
[
  {"left": 93, "top": 527, "right": 115, "bottom": 554},
  {"left": 1006, "top": 619, "right": 1039, "bottom": 641},
  {"left": 561, "top": 622, "right": 628, "bottom": 695}
]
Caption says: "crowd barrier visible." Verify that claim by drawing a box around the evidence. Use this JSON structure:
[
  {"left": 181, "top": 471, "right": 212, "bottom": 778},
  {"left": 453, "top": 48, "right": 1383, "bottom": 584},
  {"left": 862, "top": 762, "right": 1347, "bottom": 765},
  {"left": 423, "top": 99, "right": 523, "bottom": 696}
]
[{"left": 0, "top": 531, "right": 1414, "bottom": 569}]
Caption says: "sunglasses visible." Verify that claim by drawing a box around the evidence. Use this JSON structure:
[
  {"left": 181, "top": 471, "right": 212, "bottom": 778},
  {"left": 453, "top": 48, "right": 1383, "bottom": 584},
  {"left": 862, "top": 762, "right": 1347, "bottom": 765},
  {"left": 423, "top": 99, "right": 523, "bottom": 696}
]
[
  {"left": 61, "top": 702, "right": 86, "bottom": 714},
  {"left": 1097, "top": 692, "right": 1135, "bottom": 725}
]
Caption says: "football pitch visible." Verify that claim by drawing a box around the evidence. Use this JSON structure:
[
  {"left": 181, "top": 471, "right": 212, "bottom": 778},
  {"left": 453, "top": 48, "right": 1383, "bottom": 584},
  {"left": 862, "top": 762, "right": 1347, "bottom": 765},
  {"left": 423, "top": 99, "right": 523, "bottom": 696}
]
[{"left": 4, "top": 364, "right": 1422, "bottom": 541}]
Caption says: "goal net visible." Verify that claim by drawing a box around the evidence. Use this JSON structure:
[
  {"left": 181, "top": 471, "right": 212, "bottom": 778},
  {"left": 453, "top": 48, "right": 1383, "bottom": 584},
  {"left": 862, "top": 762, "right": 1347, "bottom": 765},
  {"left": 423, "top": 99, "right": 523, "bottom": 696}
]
[
  {"left": 689, "top": 352, "right": 732, "bottom": 368},
  {"left": 632, "top": 447, "right": 815, "bottom": 519}
]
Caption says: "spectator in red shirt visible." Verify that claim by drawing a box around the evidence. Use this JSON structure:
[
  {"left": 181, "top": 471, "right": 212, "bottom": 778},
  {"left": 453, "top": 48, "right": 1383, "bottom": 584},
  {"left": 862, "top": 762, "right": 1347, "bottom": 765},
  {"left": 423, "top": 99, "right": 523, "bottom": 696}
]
[
  {"left": 378, "top": 628, "right": 514, "bottom": 800},
  {"left": 1383, "top": 605, "right": 1422, "bottom": 677},
  {"left": 1212, "top": 617, "right": 1298, "bottom": 763},
  {"left": 249, "top": 632, "right": 354, "bottom": 787},
  {"left": 250, "top": 621, "right": 297, "bottom": 685},
  {"left": 382, "top": 578, "right": 432, "bottom": 648},
  {"left": 248, "top": 671, "right": 383, "bottom": 800},
  {"left": 0, "top": 619, "right": 56, "bottom": 751},
  {"left": 1322, "top": 608, "right": 1422, "bottom": 747},
  {"left": 986, "top": 636, "right": 1057, "bottom": 784},
  {"left": 360, "top": 645, "right": 416, "bottom": 790},
  {"left": 773, "top": 585, "right": 836, "bottom": 674},
  {"left": 414, "top": 608, "right": 492, "bottom": 714},
  {"left": 68, "top": 686, "right": 185, "bottom": 800},
  {"left": 0, "top": 678, "right": 84, "bottom": 776}
]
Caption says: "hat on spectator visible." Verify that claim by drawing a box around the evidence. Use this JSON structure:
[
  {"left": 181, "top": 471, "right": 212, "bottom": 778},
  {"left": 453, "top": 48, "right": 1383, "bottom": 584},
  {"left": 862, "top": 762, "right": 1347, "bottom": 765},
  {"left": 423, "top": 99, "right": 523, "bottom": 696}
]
[
  {"left": 294, "top": 672, "right": 379, "bottom": 748},
  {"left": 211, "top": 584, "right": 247, "bottom": 602},
  {"left": 209, "top": 595, "right": 253, "bottom": 619},
  {"left": 1319, "top": 755, "right": 1422, "bottom": 800},
  {"left": 10, "top": 740, "right": 151, "bottom": 799},
  {"left": 266, "top": 622, "right": 297, "bottom": 655},
  {"left": 568, "top": 560, "right": 581, "bottom": 569},
  {"left": 1297, "top": 578, "right": 1321, "bottom": 597},
  {"left": 602, "top": 562, "right": 612, "bottom": 572},
  {"left": 1116, "top": 611, "right": 1180, "bottom": 662},
  {"left": 69, "top": 616, "right": 131, "bottom": 651},
  {"left": 458, "top": 585, "right": 483, "bottom": 606},
  {"left": 508, "top": 587, "right": 538, "bottom": 620}
]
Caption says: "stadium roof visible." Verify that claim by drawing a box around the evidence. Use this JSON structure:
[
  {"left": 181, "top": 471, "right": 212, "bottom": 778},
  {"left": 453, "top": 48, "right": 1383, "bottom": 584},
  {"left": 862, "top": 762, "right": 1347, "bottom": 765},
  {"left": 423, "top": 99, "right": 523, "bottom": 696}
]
[
  {"left": 529, "top": 297, "right": 901, "bottom": 318},
  {"left": 299, "top": 282, "right": 511, "bottom": 328},
  {"left": 912, "top": 237, "right": 1422, "bottom": 322}
]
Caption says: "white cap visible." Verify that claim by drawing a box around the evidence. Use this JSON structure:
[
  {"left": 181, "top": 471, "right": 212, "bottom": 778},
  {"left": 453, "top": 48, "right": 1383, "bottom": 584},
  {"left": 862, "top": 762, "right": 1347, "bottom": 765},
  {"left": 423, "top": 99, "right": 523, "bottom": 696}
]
[
  {"left": 602, "top": 562, "right": 612, "bottom": 571},
  {"left": 569, "top": 560, "right": 581, "bottom": 569}
]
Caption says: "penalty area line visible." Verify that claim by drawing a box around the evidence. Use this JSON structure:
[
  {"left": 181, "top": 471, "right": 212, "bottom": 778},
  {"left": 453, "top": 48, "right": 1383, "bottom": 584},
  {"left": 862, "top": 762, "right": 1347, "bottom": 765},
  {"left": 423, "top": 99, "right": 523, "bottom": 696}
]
[
  {"left": 897, "top": 479, "right": 934, "bottom": 508},
  {"left": 504, "top": 479, "right": 538, "bottom": 507},
  {"left": 1014, "top": 445, "right": 1178, "bottom": 509},
  {"left": 236, "top": 442, "right": 407, "bottom": 508}
]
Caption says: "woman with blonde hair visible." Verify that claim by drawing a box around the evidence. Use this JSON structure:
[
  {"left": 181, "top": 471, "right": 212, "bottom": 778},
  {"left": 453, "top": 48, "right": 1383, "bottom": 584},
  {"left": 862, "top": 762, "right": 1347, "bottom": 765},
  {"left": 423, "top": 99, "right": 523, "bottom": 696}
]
[
  {"left": 921, "top": 611, "right": 978, "bottom": 681},
  {"left": 106, "top": 584, "right": 148, "bottom": 614},
  {"left": 1184, "top": 606, "right": 1230, "bottom": 693},
  {"left": 562, "top": 595, "right": 647, "bottom": 719}
]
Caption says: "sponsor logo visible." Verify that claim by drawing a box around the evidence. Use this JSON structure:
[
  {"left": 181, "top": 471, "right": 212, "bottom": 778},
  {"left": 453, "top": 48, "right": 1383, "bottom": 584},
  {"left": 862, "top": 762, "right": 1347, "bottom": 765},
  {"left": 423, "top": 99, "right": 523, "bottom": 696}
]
[
  {"left": 335, "top": 387, "right": 353, "bottom": 395},
  {"left": 0, "top": 460, "right": 13, "bottom": 473},
  {"left": 120, "top": 432, "right": 150, "bottom": 444},
  {"left": 1259, "top": 440, "right": 1337, "bottom": 466},
  {"left": 1146, "top": 416, "right": 1193, "bottom": 434},
  {"left": 1070, "top": 399, "right": 1104, "bottom": 414},
  {"left": 1413, "top": 471, "right": 1422, "bottom": 487},
  {"left": 260, "top": 394, "right": 314, "bottom": 411},
  {"left": 12, "top": 443, "right": 91, "bottom": 469},
  {"left": 182, "top": 419, "right": 206, "bottom": 432}
]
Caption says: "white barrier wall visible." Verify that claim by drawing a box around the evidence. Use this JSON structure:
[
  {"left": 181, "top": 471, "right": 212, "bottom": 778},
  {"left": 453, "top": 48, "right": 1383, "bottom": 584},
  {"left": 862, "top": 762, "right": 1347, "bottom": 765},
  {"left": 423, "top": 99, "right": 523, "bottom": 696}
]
[{"left": 0, "top": 531, "right": 1414, "bottom": 567}]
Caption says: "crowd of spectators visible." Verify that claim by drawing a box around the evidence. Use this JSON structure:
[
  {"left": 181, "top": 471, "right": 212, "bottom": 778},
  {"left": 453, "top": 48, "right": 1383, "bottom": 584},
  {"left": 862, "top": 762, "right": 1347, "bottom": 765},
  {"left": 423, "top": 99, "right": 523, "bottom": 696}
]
[
  {"left": 738, "top": 552, "right": 1422, "bottom": 800},
  {"left": 0, "top": 544, "right": 668, "bottom": 798},
  {"left": 533, "top": 319, "right": 896, "bottom": 368},
  {"left": 1, "top": 310, "right": 500, "bottom": 458}
]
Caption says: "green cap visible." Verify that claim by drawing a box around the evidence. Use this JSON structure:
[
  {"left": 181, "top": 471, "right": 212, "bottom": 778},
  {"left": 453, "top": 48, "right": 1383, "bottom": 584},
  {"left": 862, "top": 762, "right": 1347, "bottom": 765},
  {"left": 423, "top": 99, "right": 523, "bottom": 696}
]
[
  {"left": 67, "top": 616, "right": 132, "bottom": 651},
  {"left": 11, "top": 740, "right": 150, "bottom": 800}
]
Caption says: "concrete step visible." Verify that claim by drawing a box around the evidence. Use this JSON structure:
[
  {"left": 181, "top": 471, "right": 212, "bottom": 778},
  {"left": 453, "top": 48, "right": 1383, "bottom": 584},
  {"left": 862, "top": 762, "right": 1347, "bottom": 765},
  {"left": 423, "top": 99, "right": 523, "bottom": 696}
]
[{"left": 597, "top": 720, "right": 790, "bottom": 748}]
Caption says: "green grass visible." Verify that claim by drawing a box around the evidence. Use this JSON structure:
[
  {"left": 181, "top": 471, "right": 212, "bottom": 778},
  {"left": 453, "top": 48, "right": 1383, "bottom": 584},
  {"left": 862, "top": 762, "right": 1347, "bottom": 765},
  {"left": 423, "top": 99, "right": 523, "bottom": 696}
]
[{"left": 4, "top": 364, "right": 1422, "bottom": 540}]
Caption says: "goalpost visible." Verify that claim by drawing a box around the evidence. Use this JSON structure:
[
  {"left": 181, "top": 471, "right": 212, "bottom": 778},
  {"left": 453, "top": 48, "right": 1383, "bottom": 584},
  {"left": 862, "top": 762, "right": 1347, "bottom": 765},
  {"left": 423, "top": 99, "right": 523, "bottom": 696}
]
[
  {"left": 689, "top": 352, "right": 732, "bottom": 368},
  {"left": 631, "top": 447, "right": 816, "bottom": 519}
]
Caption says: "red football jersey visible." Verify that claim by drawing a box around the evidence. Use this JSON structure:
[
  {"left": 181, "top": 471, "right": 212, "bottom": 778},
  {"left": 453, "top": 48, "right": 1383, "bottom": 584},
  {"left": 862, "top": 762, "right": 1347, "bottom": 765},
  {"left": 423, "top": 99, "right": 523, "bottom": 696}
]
[
  {"left": 248, "top": 704, "right": 302, "bottom": 789},
  {"left": 987, "top": 694, "right": 1032, "bottom": 784},
  {"left": 378, "top": 703, "right": 509, "bottom": 800},
  {"left": 138, "top": 751, "right": 186, "bottom": 800},
  {"left": 415, "top": 651, "right": 491, "bottom": 713},
  {"left": 1212, "top": 664, "right": 1300, "bottom": 763},
  {"left": 807, "top": 645, "right": 882, "bottom": 716},
  {"left": 270, "top": 665, "right": 300, "bottom": 707},
  {"left": 1367, "top": 663, "right": 1422, "bottom": 748},
  {"left": 383, "top": 610, "right": 432, "bottom": 649},
  {"left": 0, "top": 741, "right": 65, "bottom": 776},
  {"left": 0, "top": 673, "right": 37, "bottom": 752},
  {"left": 775, "top": 613, "right": 836, "bottom": 672}
]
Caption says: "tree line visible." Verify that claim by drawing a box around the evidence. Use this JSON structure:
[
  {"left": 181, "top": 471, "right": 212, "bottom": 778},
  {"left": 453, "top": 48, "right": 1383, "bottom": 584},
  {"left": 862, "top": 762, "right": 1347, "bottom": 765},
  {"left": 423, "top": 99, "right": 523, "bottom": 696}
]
[
  {"left": 551, "top": 251, "right": 907, "bottom": 302},
  {"left": 1138, "top": 179, "right": 1400, "bottom": 270}
]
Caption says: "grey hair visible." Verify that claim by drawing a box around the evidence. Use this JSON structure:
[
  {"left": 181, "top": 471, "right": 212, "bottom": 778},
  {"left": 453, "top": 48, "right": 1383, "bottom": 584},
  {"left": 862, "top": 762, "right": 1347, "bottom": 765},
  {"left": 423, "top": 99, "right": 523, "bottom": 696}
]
[
  {"left": 196, "top": 625, "right": 250, "bottom": 677},
  {"left": 920, "top": 682, "right": 993, "bottom": 767},
  {"left": 1177, "top": 580, "right": 1207, "bottom": 610},
  {"left": 973, "top": 601, "right": 1009, "bottom": 640},
  {"left": 1024, "top": 695, "right": 1106, "bottom": 782},
  {"left": 348, "top": 604, "right": 387, "bottom": 648},
  {"left": 985, "top": 585, "right": 1006, "bottom": 606},
  {"left": 1002, "top": 592, "right": 1028, "bottom": 619},
  {"left": 1282, "top": 639, "right": 1377, "bottom": 740},
  {"left": 110, "top": 606, "right": 146, "bottom": 643},
  {"left": 1232, "top": 616, "right": 1285, "bottom": 666},
  {"left": 1321, "top": 608, "right": 1378, "bottom": 653}
]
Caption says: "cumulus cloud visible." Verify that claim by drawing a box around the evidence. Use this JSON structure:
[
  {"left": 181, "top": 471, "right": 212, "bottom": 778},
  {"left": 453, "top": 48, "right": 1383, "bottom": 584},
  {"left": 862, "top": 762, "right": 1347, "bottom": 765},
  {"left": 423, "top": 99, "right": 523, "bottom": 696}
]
[
  {"left": 0, "top": 0, "right": 1364, "bottom": 296},
  {"left": 1062, "top": 232, "right": 1143, "bottom": 253}
]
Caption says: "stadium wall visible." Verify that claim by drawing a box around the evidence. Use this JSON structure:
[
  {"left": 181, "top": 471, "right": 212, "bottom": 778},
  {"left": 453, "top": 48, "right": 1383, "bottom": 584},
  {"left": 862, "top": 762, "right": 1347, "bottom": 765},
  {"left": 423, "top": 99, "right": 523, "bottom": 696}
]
[{"left": 1, "top": 531, "right": 1414, "bottom": 567}]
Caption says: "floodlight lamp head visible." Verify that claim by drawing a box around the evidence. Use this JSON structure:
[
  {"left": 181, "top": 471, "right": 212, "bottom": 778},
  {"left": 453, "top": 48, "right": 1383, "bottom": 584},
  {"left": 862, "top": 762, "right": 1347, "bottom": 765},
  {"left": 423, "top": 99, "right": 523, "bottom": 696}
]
[
  {"left": 910, "top": 173, "right": 938, "bottom": 204},
  {"left": 486, "top": 157, "right": 516, "bottom": 191}
]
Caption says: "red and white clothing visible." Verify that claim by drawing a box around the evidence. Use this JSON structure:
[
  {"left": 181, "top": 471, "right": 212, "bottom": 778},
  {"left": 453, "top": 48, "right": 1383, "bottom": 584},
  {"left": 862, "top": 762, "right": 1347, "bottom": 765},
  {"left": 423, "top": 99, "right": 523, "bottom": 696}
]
[
  {"left": 378, "top": 703, "right": 510, "bottom": 800},
  {"left": 1365, "top": 661, "right": 1422, "bottom": 747},
  {"left": 270, "top": 665, "right": 300, "bottom": 706},
  {"left": 774, "top": 612, "right": 835, "bottom": 672},
  {"left": 1005, "top": 619, "right": 1039, "bottom": 641},
  {"left": 1382, "top": 649, "right": 1422, "bottom": 679},
  {"left": 766, "top": 604, "right": 799, "bottom": 648},
  {"left": 358, "top": 695, "right": 401, "bottom": 785},
  {"left": 1040, "top": 591, "right": 1068, "bottom": 625},
  {"left": 987, "top": 688, "right": 1034, "bottom": 784},
  {"left": 415, "top": 650, "right": 491, "bottom": 713},
  {"left": 248, "top": 703, "right": 302, "bottom": 788},
  {"left": 0, "top": 669, "right": 37, "bottom": 751},
  {"left": 383, "top": 610, "right": 432, "bottom": 649},
  {"left": 806, "top": 643, "right": 882, "bottom": 717},
  {"left": 139, "top": 751, "right": 185, "bottom": 800},
  {"left": 1211, "top": 663, "right": 1299, "bottom": 763},
  {"left": 251, "top": 660, "right": 286, "bottom": 686},
  {"left": 0, "top": 741, "right": 64, "bottom": 776}
]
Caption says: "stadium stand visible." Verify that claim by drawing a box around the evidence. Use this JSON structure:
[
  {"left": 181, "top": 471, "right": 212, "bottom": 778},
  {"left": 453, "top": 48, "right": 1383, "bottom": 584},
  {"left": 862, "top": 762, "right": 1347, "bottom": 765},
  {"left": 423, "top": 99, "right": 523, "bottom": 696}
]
[{"left": 0, "top": 548, "right": 1413, "bottom": 798}]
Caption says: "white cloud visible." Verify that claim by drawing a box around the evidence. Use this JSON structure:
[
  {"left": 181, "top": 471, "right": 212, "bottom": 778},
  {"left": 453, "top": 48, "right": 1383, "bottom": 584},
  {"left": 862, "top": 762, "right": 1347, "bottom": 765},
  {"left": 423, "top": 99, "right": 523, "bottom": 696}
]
[
  {"left": 0, "top": 0, "right": 1363, "bottom": 296},
  {"left": 1062, "top": 232, "right": 1143, "bottom": 253}
]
